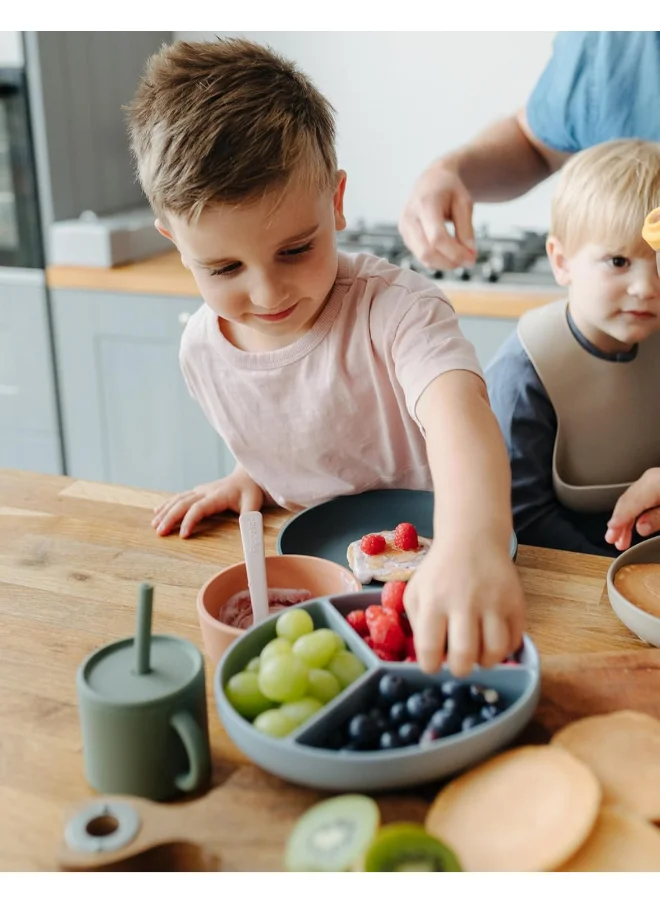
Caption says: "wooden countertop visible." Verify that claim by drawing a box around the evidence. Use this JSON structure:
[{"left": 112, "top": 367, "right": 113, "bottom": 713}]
[
  {"left": 45, "top": 251, "right": 560, "bottom": 319},
  {"left": 0, "top": 469, "right": 647, "bottom": 870}
]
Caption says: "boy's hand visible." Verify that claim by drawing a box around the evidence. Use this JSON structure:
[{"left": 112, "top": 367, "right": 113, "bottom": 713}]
[
  {"left": 151, "top": 466, "right": 263, "bottom": 538},
  {"left": 403, "top": 539, "right": 525, "bottom": 676}
]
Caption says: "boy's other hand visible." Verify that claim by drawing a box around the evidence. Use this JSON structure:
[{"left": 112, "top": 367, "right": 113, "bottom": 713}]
[
  {"left": 403, "top": 540, "right": 525, "bottom": 677},
  {"left": 606, "top": 467, "right": 660, "bottom": 551},
  {"left": 151, "top": 466, "right": 263, "bottom": 538}
]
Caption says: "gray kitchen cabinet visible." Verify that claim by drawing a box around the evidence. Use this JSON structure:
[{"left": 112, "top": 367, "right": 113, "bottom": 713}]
[
  {"left": 457, "top": 315, "right": 517, "bottom": 368},
  {"left": 50, "top": 289, "right": 234, "bottom": 493},
  {"left": 0, "top": 269, "right": 63, "bottom": 474}
]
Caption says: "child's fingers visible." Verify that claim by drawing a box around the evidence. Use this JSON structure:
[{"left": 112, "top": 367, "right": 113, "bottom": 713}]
[
  {"left": 479, "top": 611, "right": 510, "bottom": 668},
  {"left": 153, "top": 495, "right": 197, "bottom": 535},
  {"left": 446, "top": 611, "right": 479, "bottom": 678},
  {"left": 637, "top": 508, "right": 660, "bottom": 538},
  {"left": 179, "top": 494, "right": 229, "bottom": 539},
  {"left": 413, "top": 612, "right": 447, "bottom": 675}
]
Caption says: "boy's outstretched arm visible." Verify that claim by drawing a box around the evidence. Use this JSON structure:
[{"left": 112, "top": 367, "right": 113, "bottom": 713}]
[
  {"left": 405, "top": 369, "right": 526, "bottom": 676},
  {"left": 152, "top": 464, "right": 264, "bottom": 538}
]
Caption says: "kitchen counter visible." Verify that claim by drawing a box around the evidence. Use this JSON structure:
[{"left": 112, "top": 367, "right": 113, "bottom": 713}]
[
  {"left": 0, "top": 469, "right": 648, "bottom": 870},
  {"left": 45, "top": 251, "right": 561, "bottom": 319}
]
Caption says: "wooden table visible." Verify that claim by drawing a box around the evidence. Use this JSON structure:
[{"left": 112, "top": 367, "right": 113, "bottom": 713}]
[{"left": 0, "top": 469, "right": 648, "bottom": 870}]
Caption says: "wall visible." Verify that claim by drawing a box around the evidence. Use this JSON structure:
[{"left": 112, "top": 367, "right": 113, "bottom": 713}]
[
  {"left": 0, "top": 31, "right": 23, "bottom": 65},
  {"left": 175, "top": 31, "right": 559, "bottom": 235}
]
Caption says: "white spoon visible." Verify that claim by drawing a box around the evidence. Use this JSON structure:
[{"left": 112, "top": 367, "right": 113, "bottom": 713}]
[{"left": 238, "top": 511, "right": 270, "bottom": 627}]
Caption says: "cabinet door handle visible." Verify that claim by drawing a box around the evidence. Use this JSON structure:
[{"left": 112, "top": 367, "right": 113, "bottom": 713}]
[{"left": 178, "top": 312, "right": 191, "bottom": 327}]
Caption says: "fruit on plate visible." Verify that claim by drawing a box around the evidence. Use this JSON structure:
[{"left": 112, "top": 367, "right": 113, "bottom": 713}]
[
  {"left": 362, "top": 822, "right": 462, "bottom": 872},
  {"left": 224, "top": 609, "right": 366, "bottom": 737},
  {"left": 284, "top": 794, "right": 381, "bottom": 871},
  {"left": 345, "top": 582, "right": 415, "bottom": 662},
  {"left": 318, "top": 673, "right": 507, "bottom": 752},
  {"left": 346, "top": 523, "right": 432, "bottom": 583}
]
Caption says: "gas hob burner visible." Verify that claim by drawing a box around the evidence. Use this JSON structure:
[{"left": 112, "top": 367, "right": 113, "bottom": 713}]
[{"left": 336, "top": 222, "right": 555, "bottom": 286}]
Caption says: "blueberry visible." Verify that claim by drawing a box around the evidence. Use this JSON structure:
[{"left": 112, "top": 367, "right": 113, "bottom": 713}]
[
  {"left": 480, "top": 704, "right": 501, "bottom": 722},
  {"left": 406, "top": 691, "right": 438, "bottom": 723},
  {"left": 367, "top": 707, "right": 390, "bottom": 733},
  {"left": 398, "top": 722, "right": 422, "bottom": 746},
  {"left": 468, "top": 684, "right": 487, "bottom": 709},
  {"left": 325, "top": 728, "right": 346, "bottom": 750},
  {"left": 441, "top": 697, "right": 458, "bottom": 717},
  {"left": 428, "top": 708, "right": 461, "bottom": 737},
  {"left": 441, "top": 680, "right": 472, "bottom": 708},
  {"left": 378, "top": 673, "right": 408, "bottom": 704},
  {"left": 379, "top": 730, "right": 402, "bottom": 750},
  {"left": 389, "top": 701, "right": 408, "bottom": 726},
  {"left": 462, "top": 713, "right": 486, "bottom": 732},
  {"left": 482, "top": 687, "right": 501, "bottom": 706},
  {"left": 420, "top": 726, "right": 441, "bottom": 747},
  {"left": 419, "top": 686, "right": 443, "bottom": 710},
  {"left": 347, "top": 714, "right": 379, "bottom": 749}
]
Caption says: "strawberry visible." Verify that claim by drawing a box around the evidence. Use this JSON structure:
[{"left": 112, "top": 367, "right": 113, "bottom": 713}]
[
  {"left": 381, "top": 580, "right": 406, "bottom": 616},
  {"left": 346, "top": 609, "right": 368, "bottom": 636},
  {"left": 360, "top": 533, "right": 387, "bottom": 555},
  {"left": 393, "top": 522, "right": 419, "bottom": 551}
]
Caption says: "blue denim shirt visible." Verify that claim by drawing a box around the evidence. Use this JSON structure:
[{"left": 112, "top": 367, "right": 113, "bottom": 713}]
[{"left": 527, "top": 31, "right": 660, "bottom": 152}]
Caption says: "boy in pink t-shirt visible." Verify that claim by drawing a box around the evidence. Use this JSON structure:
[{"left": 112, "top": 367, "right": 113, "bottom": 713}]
[{"left": 127, "top": 37, "right": 524, "bottom": 676}]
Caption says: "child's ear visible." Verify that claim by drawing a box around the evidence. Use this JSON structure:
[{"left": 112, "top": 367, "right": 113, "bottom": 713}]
[
  {"left": 333, "top": 170, "right": 347, "bottom": 232},
  {"left": 155, "top": 218, "right": 190, "bottom": 270},
  {"left": 546, "top": 235, "right": 571, "bottom": 287}
]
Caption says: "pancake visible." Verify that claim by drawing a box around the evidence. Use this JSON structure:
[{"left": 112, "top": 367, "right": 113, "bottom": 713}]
[
  {"left": 613, "top": 563, "right": 660, "bottom": 618},
  {"left": 559, "top": 806, "right": 660, "bottom": 871},
  {"left": 424, "top": 745, "right": 601, "bottom": 872},
  {"left": 346, "top": 529, "right": 431, "bottom": 583},
  {"left": 551, "top": 710, "right": 660, "bottom": 821}
]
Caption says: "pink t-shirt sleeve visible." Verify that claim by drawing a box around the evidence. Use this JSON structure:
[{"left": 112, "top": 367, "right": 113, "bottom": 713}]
[{"left": 389, "top": 291, "right": 484, "bottom": 427}]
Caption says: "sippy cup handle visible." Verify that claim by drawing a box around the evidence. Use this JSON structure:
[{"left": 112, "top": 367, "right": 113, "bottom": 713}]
[{"left": 171, "top": 710, "right": 211, "bottom": 793}]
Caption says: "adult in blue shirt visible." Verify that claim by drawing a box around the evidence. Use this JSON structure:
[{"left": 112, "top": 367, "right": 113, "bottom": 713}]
[{"left": 399, "top": 31, "right": 660, "bottom": 271}]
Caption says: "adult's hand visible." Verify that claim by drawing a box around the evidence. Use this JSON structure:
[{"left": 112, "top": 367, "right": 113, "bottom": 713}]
[
  {"left": 605, "top": 468, "right": 660, "bottom": 551},
  {"left": 398, "top": 160, "right": 477, "bottom": 272}
]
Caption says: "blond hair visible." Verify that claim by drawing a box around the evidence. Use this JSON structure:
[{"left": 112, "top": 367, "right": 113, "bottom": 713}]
[
  {"left": 550, "top": 139, "right": 660, "bottom": 256},
  {"left": 126, "top": 37, "right": 337, "bottom": 222}
]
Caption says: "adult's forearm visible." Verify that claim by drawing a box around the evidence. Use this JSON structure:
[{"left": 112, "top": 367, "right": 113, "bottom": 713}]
[{"left": 439, "top": 115, "right": 553, "bottom": 203}]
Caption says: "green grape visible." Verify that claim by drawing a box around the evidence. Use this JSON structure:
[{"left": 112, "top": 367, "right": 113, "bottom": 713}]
[
  {"left": 327, "top": 651, "right": 366, "bottom": 689},
  {"left": 253, "top": 709, "right": 297, "bottom": 738},
  {"left": 279, "top": 696, "right": 323, "bottom": 727},
  {"left": 245, "top": 656, "right": 261, "bottom": 673},
  {"left": 225, "top": 671, "right": 272, "bottom": 720},
  {"left": 330, "top": 631, "right": 347, "bottom": 651},
  {"left": 307, "top": 668, "right": 342, "bottom": 704},
  {"left": 276, "top": 608, "right": 314, "bottom": 643},
  {"left": 258, "top": 654, "right": 309, "bottom": 703},
  {"left": 260, "top": 637, "right": 293, "bottom": 663},
  {"left": 292, "top": 628, "right": 339, "bottom": 669}
]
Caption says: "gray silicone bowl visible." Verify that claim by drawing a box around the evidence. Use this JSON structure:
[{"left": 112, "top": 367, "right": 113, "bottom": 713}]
[
  {"left": 607, "top": 536, "right": 660, "bottom": 647},
  {"left": 214, "top": 592, "right": 541, "bottom": 792}
]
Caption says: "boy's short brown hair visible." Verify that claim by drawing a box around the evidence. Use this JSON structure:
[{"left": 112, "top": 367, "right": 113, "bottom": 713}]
[
  {"left": 126, "top": 37, "right": 338, "bottom": 222},
  {"left": 550, "top": 138, "right": 660, "bottom": 257}
]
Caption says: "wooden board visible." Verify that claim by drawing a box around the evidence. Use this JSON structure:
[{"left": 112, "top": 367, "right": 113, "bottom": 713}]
[
  {"left": 58, "top": 764, "right": 429, "bottom": 872},
  {"left": 519, "top": 649, "right": 660, "bottom": 745}
]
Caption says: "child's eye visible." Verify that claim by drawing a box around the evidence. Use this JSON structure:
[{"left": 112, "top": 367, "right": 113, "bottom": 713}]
[
  {"left": 280, "top": 242, "right": 313, "bottom": 259},
  {"left": 608, "top": 255, "right": 631, "bottom": 269},
  {"left": 209, "top": 262, "right": 241, "bottom": 277}
]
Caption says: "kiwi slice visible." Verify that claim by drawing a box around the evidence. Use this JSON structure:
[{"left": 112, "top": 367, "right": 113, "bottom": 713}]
[
  {"left": 363, "top": 823, "right": 462, "bottom": 872},
  {"left": 285, "top": 794, "right": 380, "bottom": 871}
]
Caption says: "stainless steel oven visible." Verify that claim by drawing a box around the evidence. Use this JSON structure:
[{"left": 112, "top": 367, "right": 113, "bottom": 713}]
[{"left": 0, "top": 65, "right": 43, "bottom": 268}]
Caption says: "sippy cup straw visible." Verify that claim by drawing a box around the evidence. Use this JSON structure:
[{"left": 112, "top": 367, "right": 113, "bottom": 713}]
[{"left": 134, "top": 582, "right": 154, "bottom": 675}]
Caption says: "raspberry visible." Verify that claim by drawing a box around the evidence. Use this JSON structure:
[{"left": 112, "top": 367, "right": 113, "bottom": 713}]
[
  {"left": 404, "top": 635, "right": 417, "bottom": 661},
  {"left": 393, "top": 522, "right": 419, "bottom": 551},
  {"left": 381, "top": 581, "right": 406, "bottom": 616},
  {"left": 359, "top": 533, "right": 387, "bottom": 555},
  {"left": 373, "top": 644, "right": 400, "bottom": 662},
  {"left": 346, "top": 609, "right": 368, "bottom": 636},
  {"left": 366, "top": 609, "right": 406, "bottom": 655},
  {"left": 400, "top": 612, "right": 413, "bottom": 637}
]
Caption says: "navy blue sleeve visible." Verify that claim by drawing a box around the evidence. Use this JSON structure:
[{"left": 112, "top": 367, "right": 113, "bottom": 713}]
[
  {"left": 526, "top": 31, "right": 660, "bottom": 152},
  {"left": 485, "top": 331, "right": 612, "bottom": 557}
]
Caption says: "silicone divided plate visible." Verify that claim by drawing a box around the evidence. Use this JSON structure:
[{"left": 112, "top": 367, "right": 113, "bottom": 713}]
[
  {"left": 276, "top": 489, "right": 518, "bottom": 578},
  {"left": 215, "top": 592, "right": 541, "bottom": 792}
]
